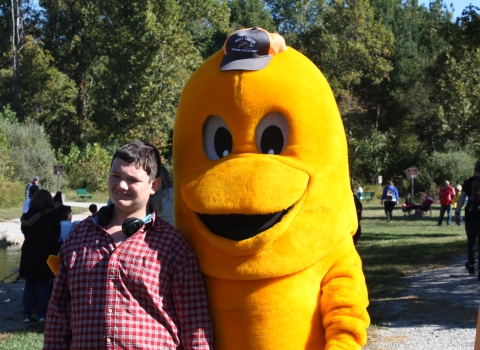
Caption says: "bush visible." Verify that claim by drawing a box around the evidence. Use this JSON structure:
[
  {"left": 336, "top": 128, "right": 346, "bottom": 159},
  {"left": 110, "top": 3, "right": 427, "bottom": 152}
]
[
  {"left": 417, "top": 150, "right": 477, "bottom": 190},
  {"left": 59, "top": 143, "right": 111, "bottom": 192},
  {"left": 0, "top": 109, "right": 13, "bottom": 181},
  {"left": 0, "top": 181, "right": 25, "bottom": 209},
  {"left": 1, "top": 119, "right": 57, "bottom": 191}
]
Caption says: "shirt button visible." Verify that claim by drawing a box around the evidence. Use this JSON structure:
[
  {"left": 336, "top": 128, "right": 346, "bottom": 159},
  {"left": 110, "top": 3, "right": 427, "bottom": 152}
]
[
  {"left": 106, "top": 338, "right": 111, "bottom": 343},
  {"left": 109, "top": 281, "right": 114, "bottom": 287},
  {"left": 108, "top": 308, "right": 112, "bottom": 313},
  {"left": 105, "top": 233, "right": 109, "bottom": 237}
]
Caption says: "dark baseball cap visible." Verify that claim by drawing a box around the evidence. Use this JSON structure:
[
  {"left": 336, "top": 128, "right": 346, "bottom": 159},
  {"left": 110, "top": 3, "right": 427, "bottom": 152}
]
[{"left": 220, "top": 27, "right": 287, "bottom": 71}]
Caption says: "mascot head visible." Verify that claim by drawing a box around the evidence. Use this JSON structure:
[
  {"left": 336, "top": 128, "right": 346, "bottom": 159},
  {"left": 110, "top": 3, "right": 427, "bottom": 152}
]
[{"left": 173, "top": 27, "right": 356, "bottom": 280}]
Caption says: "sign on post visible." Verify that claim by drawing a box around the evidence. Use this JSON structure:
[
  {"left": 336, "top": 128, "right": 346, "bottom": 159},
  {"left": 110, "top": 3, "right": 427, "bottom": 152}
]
[
  {"left": 54, "top": 164, "right": 64, "bottom": 191},
  {"left": 407, "top": 167, "right": 418, "bottom": 179},
  {"left": 407, "top": 167, "right": 418, "bottom": 200},
  {"left": 378, "top": 175, "right": 383, "bottom": 186},
  {"left": 54, "top": 164, "right": 64, "bottom": 175}
]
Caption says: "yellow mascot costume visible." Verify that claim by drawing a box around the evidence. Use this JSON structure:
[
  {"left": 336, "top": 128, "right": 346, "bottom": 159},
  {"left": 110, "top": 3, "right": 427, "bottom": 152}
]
[{"left": 173, "top": 27, "right": 369, "bottom": 349}]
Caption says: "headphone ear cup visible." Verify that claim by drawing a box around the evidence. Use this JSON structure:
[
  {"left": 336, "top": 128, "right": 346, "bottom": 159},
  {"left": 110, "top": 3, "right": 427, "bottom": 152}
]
[
  {"left": 97, "top": 204, "right": 114, "bottom": 226},
  {"left": 122, "top": 218, "right": 144, "bottom": 237}
]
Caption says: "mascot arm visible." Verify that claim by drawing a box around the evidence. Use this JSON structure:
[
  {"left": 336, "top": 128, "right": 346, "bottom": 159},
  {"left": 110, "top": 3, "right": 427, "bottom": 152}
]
[{"left": 320, "top": 243, "right": 370, "bottom": 350}]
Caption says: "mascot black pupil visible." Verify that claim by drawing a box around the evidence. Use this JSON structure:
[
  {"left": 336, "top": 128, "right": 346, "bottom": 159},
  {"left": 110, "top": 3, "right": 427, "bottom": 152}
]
[
  {"left": 261, "top": 125, "right": 284, "bottom": 154},
  {"left": 214, "top": 127, "right": 232, "bottom": 158}
]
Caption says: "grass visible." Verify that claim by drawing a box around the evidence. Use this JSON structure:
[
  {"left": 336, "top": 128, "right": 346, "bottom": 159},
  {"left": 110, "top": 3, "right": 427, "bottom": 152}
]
[
  {"left": 0, "top": 324, "right": 45, "bottom": 349},
  {"left": 357, "top": 203, "right": 466, "bottom": 301},
  {"left": 0, "top": 202, "right": 467, "bottom": 347}
]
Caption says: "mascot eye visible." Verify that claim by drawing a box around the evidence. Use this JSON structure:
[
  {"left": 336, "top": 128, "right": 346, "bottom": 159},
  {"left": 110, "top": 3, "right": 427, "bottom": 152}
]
[
  {"left": 255, "top": 112, "right": 289, "bottom": 155},
  {"left": 203, "top": 115, "right": 233, "bottom": 160}
]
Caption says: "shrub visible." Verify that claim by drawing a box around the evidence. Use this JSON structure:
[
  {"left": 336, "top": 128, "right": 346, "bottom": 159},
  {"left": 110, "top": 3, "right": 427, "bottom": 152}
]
[
  {"left": 0, "top": 108, "right": 14, "bottom": 181},
  {"left": 417, "top": 150, "right": 477, "bottom": 190},
  {"left": 59, "top": 143, "right": 111, "bottom": 192},
  {"left": 1, "top": 119, "right": 57, "bottom": 191},
  {"left": 0, "top": 181, "right": 25, "bottom": 209}
]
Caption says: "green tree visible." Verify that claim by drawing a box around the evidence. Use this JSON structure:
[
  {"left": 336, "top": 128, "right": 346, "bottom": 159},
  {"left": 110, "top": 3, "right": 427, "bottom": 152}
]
[{"left": 58, "top": 142, "right": 111, "bottom": 192}]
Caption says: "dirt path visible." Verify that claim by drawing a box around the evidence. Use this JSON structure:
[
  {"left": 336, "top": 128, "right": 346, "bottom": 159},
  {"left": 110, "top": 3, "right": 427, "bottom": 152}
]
[{"left": 365, "top": 256, "right": 480, "bottom": 349}]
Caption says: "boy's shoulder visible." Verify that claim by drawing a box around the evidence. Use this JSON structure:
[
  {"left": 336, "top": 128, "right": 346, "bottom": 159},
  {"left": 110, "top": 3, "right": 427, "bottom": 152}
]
[{"left": 150, "top": 216, "right": 194, "bottom": 254}]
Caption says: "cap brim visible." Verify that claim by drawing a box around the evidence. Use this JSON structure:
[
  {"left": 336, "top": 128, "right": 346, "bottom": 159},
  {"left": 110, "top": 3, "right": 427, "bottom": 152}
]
[{"left": 220, "top": 55, "right": 272, "bottom": 71}]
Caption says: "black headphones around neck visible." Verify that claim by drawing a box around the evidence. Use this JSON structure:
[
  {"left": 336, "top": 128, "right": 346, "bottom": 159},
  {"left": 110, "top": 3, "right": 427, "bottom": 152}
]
[{"left": 97, "top": 204, "right": 152, "bottom": 237}]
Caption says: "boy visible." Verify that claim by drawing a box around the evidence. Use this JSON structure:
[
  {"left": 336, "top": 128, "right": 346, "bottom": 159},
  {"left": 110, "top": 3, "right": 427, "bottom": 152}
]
[{"left": 44, "top": 140, "right": 212, "bottom": 349}]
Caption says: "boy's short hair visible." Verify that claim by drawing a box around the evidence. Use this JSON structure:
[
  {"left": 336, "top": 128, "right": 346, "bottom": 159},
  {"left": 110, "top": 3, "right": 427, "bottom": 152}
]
[
  {"left": 89, "top": 204, "right": 97, "bottom": 214},
  {"left": 111, "top": 140, "right": 161, "bottom": 182}
]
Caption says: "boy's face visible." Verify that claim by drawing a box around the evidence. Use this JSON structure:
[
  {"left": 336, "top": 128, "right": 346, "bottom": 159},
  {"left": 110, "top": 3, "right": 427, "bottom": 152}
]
[{"left": 108, "top": 158, "right": 161, "bottom": 216}]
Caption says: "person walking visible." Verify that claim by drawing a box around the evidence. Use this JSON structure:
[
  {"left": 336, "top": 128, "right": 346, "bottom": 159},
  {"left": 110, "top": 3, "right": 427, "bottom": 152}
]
[
  {"left": 455, "top": 162, "right": 480, "bottom": 279},
  {"left": 437, "top": 180, "right": 456, "bottom": 226},
  {"left": 20, "top": 189, "right": 61, "bottom": 323},
  {"left": 25, "top": 176, "right": 40, "bottom": 199},
  {"left": 381, "top": 180, "right": 399, "bottom": 222}
]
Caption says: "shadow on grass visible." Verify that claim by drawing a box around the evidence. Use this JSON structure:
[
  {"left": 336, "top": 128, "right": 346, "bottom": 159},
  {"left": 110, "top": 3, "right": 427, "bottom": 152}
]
[{"left": 362, "top": 233, "right": 460, "bottom": 241}]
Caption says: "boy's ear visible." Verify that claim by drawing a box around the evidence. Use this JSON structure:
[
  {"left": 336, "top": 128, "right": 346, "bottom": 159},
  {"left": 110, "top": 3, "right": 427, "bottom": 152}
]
[{"left": 151, "top": 177, "right": 162, "bottom": 194}]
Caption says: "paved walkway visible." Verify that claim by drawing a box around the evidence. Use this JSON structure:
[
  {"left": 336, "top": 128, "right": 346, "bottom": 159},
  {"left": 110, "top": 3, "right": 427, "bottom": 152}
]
[{"left": 0, "top": 202, "right": 107, "bottom": 244}]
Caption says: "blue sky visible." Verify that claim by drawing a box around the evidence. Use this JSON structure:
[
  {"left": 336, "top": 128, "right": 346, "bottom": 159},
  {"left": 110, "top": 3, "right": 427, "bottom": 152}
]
[{"left": 420, "top": 0, "right": 479, "bottom": 18}]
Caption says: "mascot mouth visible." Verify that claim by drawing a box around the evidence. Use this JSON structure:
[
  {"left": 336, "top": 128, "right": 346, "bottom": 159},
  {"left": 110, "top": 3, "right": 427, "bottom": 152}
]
[{"left": 197, "top": 205, "right": 294, "bottom": 241}]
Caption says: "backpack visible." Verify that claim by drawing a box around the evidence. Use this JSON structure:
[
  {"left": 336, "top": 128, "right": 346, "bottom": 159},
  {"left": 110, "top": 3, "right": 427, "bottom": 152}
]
[
  {"left": 386, "top": 189, "right": 394, "bottom": 201},
  {"left": 468, "top": 178, "right": 480, "bottom": 218}
]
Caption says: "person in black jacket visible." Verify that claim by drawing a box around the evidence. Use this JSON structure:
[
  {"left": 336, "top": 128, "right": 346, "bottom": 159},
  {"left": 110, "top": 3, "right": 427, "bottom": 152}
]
[
  {"left": 353, "top": 193, "right": 363, "bottom": 245},
  {"left": 20, "top": 189, "right": 61, "bottom": 323}
]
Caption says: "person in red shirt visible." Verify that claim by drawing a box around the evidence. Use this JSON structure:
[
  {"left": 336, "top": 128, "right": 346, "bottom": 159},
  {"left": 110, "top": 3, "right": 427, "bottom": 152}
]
[
  {"left": 44, "top": 140, "right": 213, "bottom": 349},
  {"left": 437, "top": 180, "right": 456, "bottom": 226}
]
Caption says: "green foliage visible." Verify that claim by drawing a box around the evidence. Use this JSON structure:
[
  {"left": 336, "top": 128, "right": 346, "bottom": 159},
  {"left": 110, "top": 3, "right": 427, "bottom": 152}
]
[
  {"left": 1, "top": 119, "right": 57, "bottom": 190},
  {"left": 0, "top": 181, "right": 24, "bottom": 209},
  {"left": 0, "top": 107, "right": 14, "bottom": 181},
  {"left": 58, "top": 143, "right": 111, "bottom": 192},
  {"left": 417, "top": 150, "right": 477, "bottom": 190},
  {"left": 16, "top": 37, "right": 77, "bottom": 150},
  {"left": 229, "top": 0, "right": 275, "bottom": 31},
  {"left": 349, "top": 128, "right": 392, "bottom": 184}
]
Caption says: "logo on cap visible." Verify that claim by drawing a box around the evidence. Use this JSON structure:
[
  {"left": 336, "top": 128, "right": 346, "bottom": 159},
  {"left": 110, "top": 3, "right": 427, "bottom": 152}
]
[{"left": 221, "top": 27, "right": 287, "bottom": 71}]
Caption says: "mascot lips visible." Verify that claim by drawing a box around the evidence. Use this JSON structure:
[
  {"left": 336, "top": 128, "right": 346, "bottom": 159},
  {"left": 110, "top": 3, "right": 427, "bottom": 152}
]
[{"left": 197, "top": 205, "right": 294, "bottom": 241}]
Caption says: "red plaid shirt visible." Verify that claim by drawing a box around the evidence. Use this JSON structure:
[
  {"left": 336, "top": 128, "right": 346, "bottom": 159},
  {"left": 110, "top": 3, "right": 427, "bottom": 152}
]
[{"left": 44, "top": 211, "right": 212, "bottom": 349}]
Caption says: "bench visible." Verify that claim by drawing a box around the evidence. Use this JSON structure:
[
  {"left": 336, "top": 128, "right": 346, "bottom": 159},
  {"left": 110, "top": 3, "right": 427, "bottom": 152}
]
[
  {"left": 360, "top": 192, "right": 375, "bottom": 203},
  {"left": 76, "top": 188, "right": 93, "bottom": 202}
]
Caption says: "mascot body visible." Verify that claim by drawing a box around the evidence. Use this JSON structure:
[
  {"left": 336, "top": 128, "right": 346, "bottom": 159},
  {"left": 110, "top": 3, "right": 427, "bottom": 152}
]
[{"left": 173, "top": 27, "right": 369, "bottom": 349}]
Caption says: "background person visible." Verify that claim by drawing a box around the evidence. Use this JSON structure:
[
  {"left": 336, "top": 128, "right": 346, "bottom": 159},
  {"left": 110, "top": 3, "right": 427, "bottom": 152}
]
[
  {"left": 353, "top": 192, "right": 362, "bottom": 245},
  {"left": 22, "top": 185, "right": 39, "bottom": 214},
  {"left": 356, "top": 185, "right": 363, "bottom": 199},
  {"left": 44, "top": 140, "right": 212, "bottom": 349},
  {"left": 20, "top": 189, "right": 61, "bottom": 323},
  {"left": 151, "top": 165, "right": 174, "bottom": 226},
  {"left": 437, "top": 180, "right": 455, "bottom": 226},
  {"left": 52, "top": 191, "right": 63, "bottom": 208},
  {"left": 57, "top": 205, "right": 73, "bottom": 244},
  {"left": 25, "top": 176, "right": 40, "bottom": 199},
  {"left": 452, "top": 184, "right": 464, "bottom": 227},
  {"left": 381, "top": 180, "right": 399, "bottom": 222},
  {"left": 88, "top": 204, "right": 97, "bottom": 215},
  {"left": 455, "top": 162, "right": 480, "bottom": 278}
]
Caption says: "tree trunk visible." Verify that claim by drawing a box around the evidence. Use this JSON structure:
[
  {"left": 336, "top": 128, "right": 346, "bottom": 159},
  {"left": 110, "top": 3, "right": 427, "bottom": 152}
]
[{"left": 10, "top": 0, "right": 23, "bottom": 113}]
